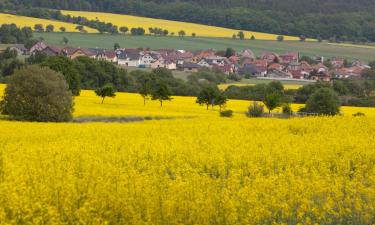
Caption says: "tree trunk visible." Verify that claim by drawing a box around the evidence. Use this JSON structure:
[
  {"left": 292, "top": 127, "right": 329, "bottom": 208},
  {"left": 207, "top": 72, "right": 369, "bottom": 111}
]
[
  {"left": 160, "top": 99, "right": 163, "bottom": 107},
  {"left": 206, "top": 104, "right": 209, "bottom": 110},
  {"left": 101, "top": 97, "right": 105, "bottom": 104},
  {"left": 143, "top": 97, "right": 146, "bottom": 106}
]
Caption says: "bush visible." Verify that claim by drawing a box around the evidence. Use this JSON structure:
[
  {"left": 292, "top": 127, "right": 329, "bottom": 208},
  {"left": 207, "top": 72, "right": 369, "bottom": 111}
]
[
  {"left": 282, "top": 104, "right": 293, "bottom": 115},
  {"left": 0, "top": 66, "right": 73, "bottom": 122},
  {"left": 353, "top": 112, "right": 365, "bottom": 117},
  {"left": 246, "top": 102, "right": 264, "bottom": 117},
  {"left": 305, "top": 88, "right": 341, "bottom": 115},
  {"left": 220, "top": 110, "right": 233, "bottom": 117}
]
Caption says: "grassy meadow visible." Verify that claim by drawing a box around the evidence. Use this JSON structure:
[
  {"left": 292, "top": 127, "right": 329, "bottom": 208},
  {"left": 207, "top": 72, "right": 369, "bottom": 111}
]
[
  {"left": 36, "top": 32, "right": 375, "bottom": 62},
  {"left": 0, "top": 13, "right": 97, "bottom": 33},
  {"left": 0, "top": 83, "right": 375, "bottom": 224}
]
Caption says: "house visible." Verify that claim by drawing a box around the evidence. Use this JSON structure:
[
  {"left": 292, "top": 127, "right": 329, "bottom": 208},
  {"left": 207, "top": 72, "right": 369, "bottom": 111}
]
[
  {"left": 41, "top": 45, "right": 61, "bottom": 56},
  {"left": 310, "top": 71, "right": 331, "bottom": 82},
  {"left": 237, "top": 64, "right": 266, "bottom": 77},
  {"left": 268, "top": 63, "right": 285, "bottom": 71},
  {"left": 198, "top": 56, "right": 226, "bottom": 68},
  {"left": 9, "top": 44, "right": 27, "bottom": 55},
  {"left": 331, "top": 57, "right": 345, "bottom": 68},
  {"left": 267, "top": 69, "right": 293, "bottom": 79},
  {"left": 239, "top": 49, "right": 255, "bottom": 59},
  {"left": 279, "top": 52, "right": 299, "bottom": 64},
  {"left": 313, "top": 63, "right": 328, "bottom": 73},
  {"left": 150, "top": 59, "right": 165, "bottom": 69},
  {"left": 178, "top": 61, "right": 201, "bottom": 72},
  {"left": 164, "top": 60, "right": 177, "bottom": 70},
  {"left": 334, "top": 66, "right": 365, "bottom": 79},
  {"left": 193, "top": 49, "right": 216, "bottom": 61},
  {"left": 69, "top": 48, "right": 96, "bottom": 59},
  {"left": 117, "top": 49, "right": 142, "bottom": 67},
  {"left": 140, "top": 53, "right": 159, "bottom": 67},
  {"left": 261, "top": 51, "right": 280, "bottom": 63},
  {"left": 96, "top": 50, "right": 117, "bottom": 63},
  {"left": 30, "top": 42, "right": 47, "bottom": 55}
]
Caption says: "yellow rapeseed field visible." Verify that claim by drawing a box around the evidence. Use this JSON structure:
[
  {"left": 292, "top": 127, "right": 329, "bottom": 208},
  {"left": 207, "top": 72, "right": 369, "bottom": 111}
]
[
  {"left": 0, "top": 83, "right": 375, "bottom": 224},
  {"left": 0, "top": 13, "right": 98, "bottom": 33},
  {"left": 62, "top": 10, "right": 303, "bottom": 40}
]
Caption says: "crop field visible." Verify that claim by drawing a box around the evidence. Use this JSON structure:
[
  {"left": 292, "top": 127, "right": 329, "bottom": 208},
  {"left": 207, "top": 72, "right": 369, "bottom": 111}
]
[
  {"left": 0, "top": 13, "right": 97, "bottom": 33},
  {"left": 35, "top": 33, "right": 375, "bottom": 62},
  {"left": 1, "top": 83, "right": 375, "bottom": 224},
  {"left": 61, "top": 10, "right": 302, "bottom": 40}
]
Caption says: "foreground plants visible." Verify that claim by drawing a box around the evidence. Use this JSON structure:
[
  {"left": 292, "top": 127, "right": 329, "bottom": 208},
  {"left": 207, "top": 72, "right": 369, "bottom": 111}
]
[{"left": 0, "top": 117, "right": 374, "bottom": 224}]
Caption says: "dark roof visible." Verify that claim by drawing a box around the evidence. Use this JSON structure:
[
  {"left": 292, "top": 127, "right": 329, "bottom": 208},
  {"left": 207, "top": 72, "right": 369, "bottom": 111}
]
[{"left": 180, "top": 61, "right": 201, "bottom": 69}]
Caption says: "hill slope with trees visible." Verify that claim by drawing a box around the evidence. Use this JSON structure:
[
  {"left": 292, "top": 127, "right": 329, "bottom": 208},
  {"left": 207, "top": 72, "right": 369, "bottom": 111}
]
[{"left": 1, "top": 0, "right": 375, "bottom": 42}]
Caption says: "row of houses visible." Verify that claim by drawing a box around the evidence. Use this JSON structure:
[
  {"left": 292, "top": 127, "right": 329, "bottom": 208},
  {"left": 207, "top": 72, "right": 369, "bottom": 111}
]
[{"left": 9, "top": 43, "right": 371, "bottom": 82}]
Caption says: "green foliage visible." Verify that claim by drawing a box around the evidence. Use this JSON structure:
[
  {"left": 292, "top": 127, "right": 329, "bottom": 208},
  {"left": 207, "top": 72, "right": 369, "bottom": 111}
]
[
  {"left": 119, "top": 26, "right": 129, "bottom": 34},
  {"left": 295, "top": 82, "right": 331, "bottom": 103},
  {"left": 282, "top": 104, "right": 293, "bottom": 115},
  {"left": 237, "top": 31, "right": 245, "bottom": 40},
  {"left": 95, "top": 83, "right": 116, "bottom": 104},
  {"left": 247, "top": 102, "right": 264, "bottom": 117},
  {"left": 130, "top": 27, "right": 145, "bottom": 35},
  {"left": 0, "top": 24, "right": 34, "bottom": 44},
  {"left": 353, "top": 112, "right": 365, "bottom": 117},
  {"left": 0, "top": 66, "right": 73, "bottom": 122},
  {"left": 114, "top": 43, "right": 120, "bottom": 50},
  {"left": 196, "top": 84, "right": 220, "bottom": 110},
  {"left": 277, "top": 35, "right": 284, "bottom": 42},
  {"left": 151, "top": 80, "right": 172, "bottom": 107},
  {"left": 41, "top": 56, "right": 81, "bottom": 96},
  {"left": 263, "top": 92, "right": 282, "bottom": 114},
  {"left": 225, "top": 48, "right": 235, "bottom": 58},
  {"left": 46, "top": 24, "right": 54, "bottom": 32},
  {"left": 220, "top": 110, "right": 233, "bottom": 117},
  {"left": 305, "top": 88, "right": 341, "bottom": 115}
]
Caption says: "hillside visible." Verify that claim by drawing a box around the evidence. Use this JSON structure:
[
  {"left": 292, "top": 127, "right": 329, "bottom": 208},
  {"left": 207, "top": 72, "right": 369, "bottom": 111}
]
[
  {"left": 0, "top": 12, "right": 97, "bottom": 33},
  {"left": 61, "top": 10, "right": 300, "bottom": 40},
  {"left": 3, "top": 0, "right": 375, "bottom": 41}
]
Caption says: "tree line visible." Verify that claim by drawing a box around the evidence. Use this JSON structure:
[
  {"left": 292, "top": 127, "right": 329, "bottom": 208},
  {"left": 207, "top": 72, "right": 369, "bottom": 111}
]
[{"left": 2, "top": 0, "right": 375, "bottom": 41}]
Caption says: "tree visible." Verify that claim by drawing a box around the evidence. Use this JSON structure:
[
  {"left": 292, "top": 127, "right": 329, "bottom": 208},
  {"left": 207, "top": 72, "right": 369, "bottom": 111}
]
[
  {"left": 237, "top": 31, "right": 245, "bottom": 40},
  {"left": 46, "top": 24, "right": 54, "bottom": 32},
  {"left": 34, "top": 24, "right": 44, "bottom": 32},
  {"left": 196, "top": 85, "right": 220, "bottom": 110},
  {"left": 75, "top": 25, "right": 84, "bottom": 32},
  {"left": 192, "top": 32, "right": 196, "bottom": 37},
  {"left": 41, "top": 56, "right": 81, "bottom": 96},
  {"left": 232, "top": 34, "right": 237, "bottom": 39},
  {"left": 95, "top": 84, "right": 116, "bottom": 104},
  {"left": 151, "top": 80, "right": 172, "bottom": 107},
  {"left": 214, "top": 91, "right": 228, "bottom": 112},
  {"left": 178, "top": 30, "right": 186, "bottom": 38},
  {"left": 247, "top": 102, "right": 264, "bottom": 117},
  {"left": 263, "top": 92, "right": 282, "bottom": 114},
  {"left": 119, "top": 26, "right": 129, "bottom": 34},
  {"left": 250, "top": 35, "right": 256, "bottom": 40},
  {"left": 163, "top": 30, "right": 169, "bottom": 36},
  {"left": 60, "top": 27, "right": 66, "bottom": 32},
  {"left": 300, "top": 35, "right": 306, "bottom": 41},
  {"left": 136, "top": 72, "right": 154, "bottom": 105},
  {"left": 62, "top": 37, "right": 69, "bottom": 45},
  {"left": 305, "top": 88, "right": 340, "bottom": 115},
  {"left": 114, "top": 43, "right": 120, "bottom": 50},
  {"left": 0, "top": 66, "right": 73, "bottom": 122},
  {"left": 225, "top": 48, "right": 235, "bottom": 58},
  {"left": 277, "top": 35, "right": 284, "bottom": 41}
]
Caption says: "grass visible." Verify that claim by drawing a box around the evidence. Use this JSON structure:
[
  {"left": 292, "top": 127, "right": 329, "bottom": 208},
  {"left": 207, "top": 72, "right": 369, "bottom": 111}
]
[
  {"left": 0, "top": 13, "right": 97, "bottom": 33},
  {"left": 61, "top": 10, "right": 302, "bottom": 40},
  {"left": 36, "top": 32, "right": 375, "bottom": 62}
]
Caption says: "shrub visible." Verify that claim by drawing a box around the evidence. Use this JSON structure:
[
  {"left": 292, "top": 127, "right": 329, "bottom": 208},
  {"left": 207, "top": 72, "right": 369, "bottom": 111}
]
[
  {"left": 220, "top": 110, "right": 233, "bottom": 117},
  {"left": 353, "top": 112, "right": 365, "bottom": 117},
  {"left": 282, "top": 104, "right": 293, "bottom": 115},
  {"left": 305, "top": 88, "right": 340, "bottom": 115},
  {"left": 0, "top": 66, "right": 73, "bottom": 122},
  {"left": 247, "top": 102, "right": 264, "bottom": 117}
]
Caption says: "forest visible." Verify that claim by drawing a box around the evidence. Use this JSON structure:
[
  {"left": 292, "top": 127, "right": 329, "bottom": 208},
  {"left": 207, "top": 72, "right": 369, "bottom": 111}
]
[{"left": 1, "top": 0, "right": 375, "bottom": 42}]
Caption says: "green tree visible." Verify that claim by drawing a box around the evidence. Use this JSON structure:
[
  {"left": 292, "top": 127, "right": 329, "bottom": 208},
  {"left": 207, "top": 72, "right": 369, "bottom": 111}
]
[
  {"left": 196, "top": 85, "right": 220, "bottom": 110},
  {"left": 263, "top": 92, "right": 282, "bottom": 114},
  {"left": 192, "top": 32, "right": 196, "bottom": 37},
  {"left": 0, "top": 66, "right": 73, "bottom": 122},
  {"left": 34, "top": 24, "right": 44, "bottom": 32},
  {"left": 151, "top": 80, "right": 172, "bottom": 107},
  {"left": 95, "top": 84, "right": 116, "bottom": 104},
  {"left": 114, "top": 43, "right": 120, "bottom": 50},
  {"left": 41, "top": 56, "right": 81, "bottom": 96},
  {"left": 305, "top": 88, "right": 341, "bottom": 115},
  {"left": 277, "top": 35, "right": 284, "bottom": 41},
  {"left": 237, "top": 31, "right": 245, "bottom": 40},
  {"left": 59, "top": 27, "right": 66, "bottom": 32},
  {"left": 62, "top": 37, "right": 69, "bottom": 45},
  {"left": 119, "top": 26, "right": 129, "bottom": 34},
  {"left": 136, "top": 72, "right": 154, "bottom": 105},
  {"left": 225, "top": 48, "right": 236, "bottom": 58},
  {"left": 178, "top": 30, "right": 186, "bottom": 38},
  {"left": 214, "top": 91, "right": 228, "bottom": 112},
  {"left": 46, "top": 24, "right": 54, "bottom": 32},
  {"left": 250, "top": 35, "right": 256, "bottom": 40}
]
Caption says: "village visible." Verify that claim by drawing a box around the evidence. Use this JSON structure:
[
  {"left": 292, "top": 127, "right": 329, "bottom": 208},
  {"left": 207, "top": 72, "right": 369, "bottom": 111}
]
[{"left": 8, "top": 42, "right": 371, "bottom": 82}]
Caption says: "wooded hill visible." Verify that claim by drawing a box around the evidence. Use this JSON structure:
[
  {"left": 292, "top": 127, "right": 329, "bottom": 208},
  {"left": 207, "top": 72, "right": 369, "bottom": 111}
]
[{"left": 2, "top": 0, "right": 375, "bottom": 42}]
